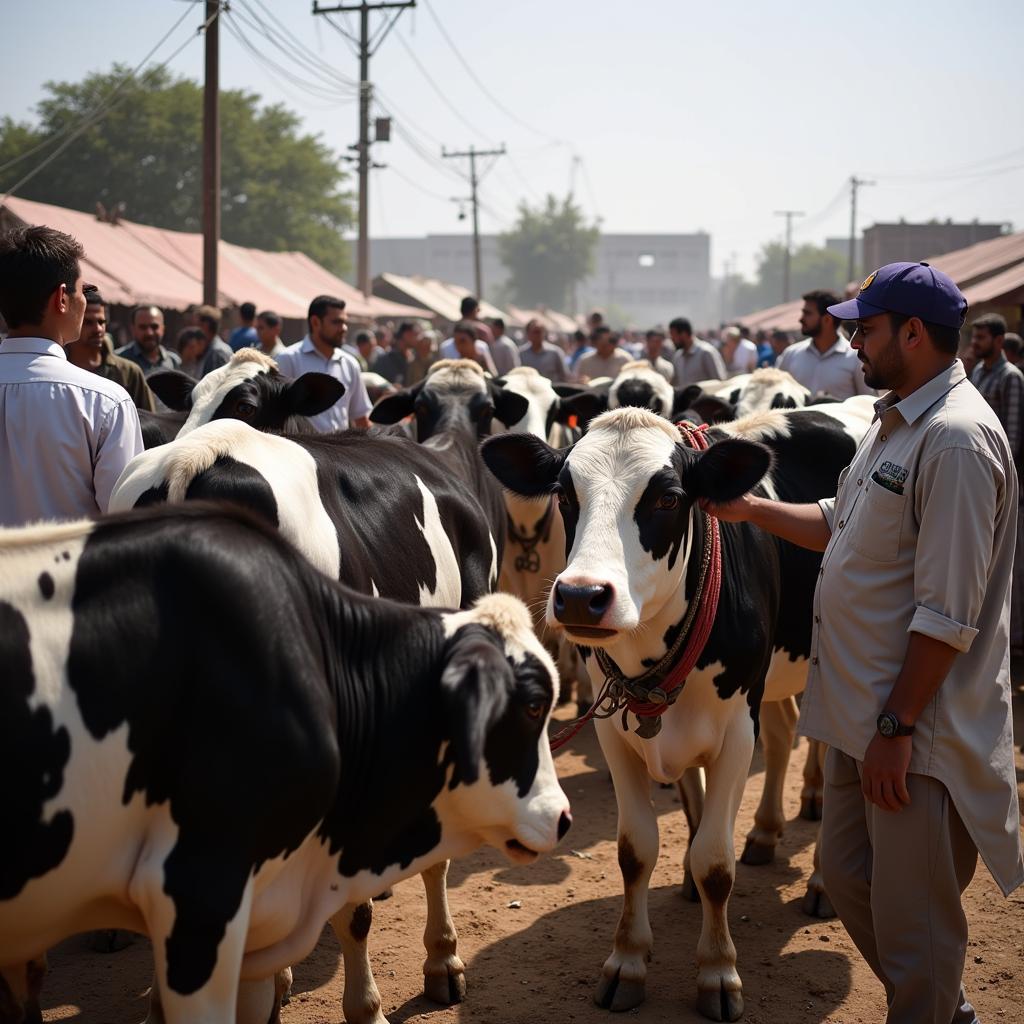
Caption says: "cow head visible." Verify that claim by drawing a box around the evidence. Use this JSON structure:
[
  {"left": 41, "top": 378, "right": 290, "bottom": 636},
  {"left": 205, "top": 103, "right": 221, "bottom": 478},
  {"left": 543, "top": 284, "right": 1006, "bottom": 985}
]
[
  {"left": 481, "top": 409, "right": 770, "bottom": 643},
  {"left": 440, "top": 594, "right": 571, "bottom": 862},
  {"left": 491, "top": 366, "right": 598, "bottom": 441},
  {"left": 369, "top": 359, "right": 528, "bottom": 440},
  {"left": 608, "top": 361, "right": 705, "bottom": 421},
  {"left": 150, "top": 350, "right": 346, "bottom": 438},
  {"left": 734, "top": 368, "right": 810, "bottom": 417}
]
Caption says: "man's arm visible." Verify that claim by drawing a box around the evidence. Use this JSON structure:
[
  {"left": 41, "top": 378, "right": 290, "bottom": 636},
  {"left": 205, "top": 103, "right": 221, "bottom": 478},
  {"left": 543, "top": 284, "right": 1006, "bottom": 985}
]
[
  {"left": 705, "top": 347, "right": 727, "bottom": 381},
  {"left": 95, "top": 399, "right": 144, "bottom": 513},
  {"left": 700, "top": 493, "right": 833, "bottom": 552}
]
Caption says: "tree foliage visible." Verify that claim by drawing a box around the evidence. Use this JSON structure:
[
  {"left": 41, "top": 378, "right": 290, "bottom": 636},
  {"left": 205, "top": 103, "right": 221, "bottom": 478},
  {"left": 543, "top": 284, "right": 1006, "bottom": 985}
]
[
  {"left": 732, "top": 242, "right": 848, "bottom": 316},
  {"left": 0, "top": 66, "right": 354, "bottom": 274},
  {"left": 498, "top": 194, "right": 599, "bottom": 311}
]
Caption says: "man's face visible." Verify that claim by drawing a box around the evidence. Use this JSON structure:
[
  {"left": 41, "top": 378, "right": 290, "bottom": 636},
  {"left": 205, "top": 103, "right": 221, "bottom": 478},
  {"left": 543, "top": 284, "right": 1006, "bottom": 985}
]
[
  {"left": 453, "top": 331, "right": 476, "bottom": 358},
  {"left": 595, "top": 331, "right": 614, "bottom": 356},
  {"left": 314, "top": 306, "right": 348, "bottom": 348},
  {"left": 970, "top": 326, "right": 997, "bottom": 361},
  {"left": 669, "top": 327, "right": 692, "bottom": 350},
  {"left": 851, "top": 313, "right": 906, "bottom": 391},
  {"left": 799, "top": 301, "right": 822, "bottom": 338},
  {"left": 466, "top": 303, "right": 480, "bottom": 321},
  {"left": 78, "top": 303, "right": 106, "bottom": 348},
  {"left": 256, "top": 317, "right": 280, "bottom": 349},
  {"left": 644, "top": 334, "right": 663, "bottom": 360},
  {"left": 526, "top": 324, "right": 544, "bottom": 346},
  {"left": 133, "top": 308, "right": 164, "bottom": 353},
  {"left": 491, "top": 322, "right": 504, "bottom": 339},
  {"left": 399, "top": 327, "right": 421, "bottom": 352}
]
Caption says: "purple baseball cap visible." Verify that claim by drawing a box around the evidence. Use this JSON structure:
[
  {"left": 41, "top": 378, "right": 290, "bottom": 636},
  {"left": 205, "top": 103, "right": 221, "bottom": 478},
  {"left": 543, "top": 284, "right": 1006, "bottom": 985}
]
[{"left": 827, "top": 262, "right": 968, "bottom": 329}]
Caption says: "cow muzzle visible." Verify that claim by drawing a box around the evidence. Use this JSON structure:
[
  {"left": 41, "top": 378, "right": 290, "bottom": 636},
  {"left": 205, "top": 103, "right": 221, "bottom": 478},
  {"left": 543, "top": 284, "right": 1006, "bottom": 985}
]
[{"left": 552, "top": 581, "right": 617, "bottom": 638}]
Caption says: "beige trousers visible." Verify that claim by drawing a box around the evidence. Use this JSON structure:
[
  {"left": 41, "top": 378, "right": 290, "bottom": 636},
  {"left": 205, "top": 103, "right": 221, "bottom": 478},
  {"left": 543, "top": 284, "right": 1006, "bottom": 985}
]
[{"left": 820, "top": 747, "right": 979, "bottom": 1024}]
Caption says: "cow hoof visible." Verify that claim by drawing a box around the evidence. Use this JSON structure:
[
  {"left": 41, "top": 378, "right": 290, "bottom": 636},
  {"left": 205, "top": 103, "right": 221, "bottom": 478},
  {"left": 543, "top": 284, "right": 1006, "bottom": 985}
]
[
  {"left": 681, "top": 868, "right": 699, "bottom": 903},
  {"left": 799, "top": 795, "right": 822, "bottom": 821},
  {"left": 424, "top": 967, "right": 466, "bottom": 1005},
  {"left": 696, "top": 983, "right": 744, "bottom": 1022},
  {"left": 88, "top": 929, "right": 135, "bottom": 953},
  {"left": 801, "top": 886, "right": 836, "bottom": 919},
  {"left": 594, "top": 969, "right": 645, "bottom": 1012},
  {"left": 739, "top": 837, "right": 776, "bottom": 866}
]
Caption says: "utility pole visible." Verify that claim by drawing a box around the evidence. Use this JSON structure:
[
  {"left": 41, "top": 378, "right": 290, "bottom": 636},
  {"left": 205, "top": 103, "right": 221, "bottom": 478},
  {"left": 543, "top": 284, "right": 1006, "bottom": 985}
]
[
  {"left": 441, "top": 144, "right": 506, "bottom": 297},
  {"left": 774, "top": 209, "right": 804, "bottom": 303},
  {"left": 202, "top": 0, "right": 221, "bottom": 307},
  {"left": 313, "top": 1, "right": 415, "bottom": 296},
  {"left": 848, "top": 176, "right": 875, "bottom": 283}
]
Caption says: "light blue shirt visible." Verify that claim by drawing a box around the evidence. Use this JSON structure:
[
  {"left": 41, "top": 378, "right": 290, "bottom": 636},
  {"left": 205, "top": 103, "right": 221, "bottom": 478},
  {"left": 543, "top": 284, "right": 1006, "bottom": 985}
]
[{"left": 275, "top": 335, "right": 372, "bottom": 432}]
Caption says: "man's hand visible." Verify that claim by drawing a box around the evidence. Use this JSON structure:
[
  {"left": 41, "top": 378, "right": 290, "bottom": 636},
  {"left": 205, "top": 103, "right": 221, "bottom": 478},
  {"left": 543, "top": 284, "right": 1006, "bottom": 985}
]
[
  {"left": 862, "top": 734, "right": 912, "bottom": 812},
  {"left": 699, "top": 493, "right": 758, "bottom": 523}
]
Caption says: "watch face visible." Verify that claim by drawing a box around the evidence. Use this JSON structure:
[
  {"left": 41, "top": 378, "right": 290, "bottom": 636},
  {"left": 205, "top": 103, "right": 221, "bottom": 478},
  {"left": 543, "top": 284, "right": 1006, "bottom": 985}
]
[{"left": 878, "top": 714, "right": 896, "bottom": 737}]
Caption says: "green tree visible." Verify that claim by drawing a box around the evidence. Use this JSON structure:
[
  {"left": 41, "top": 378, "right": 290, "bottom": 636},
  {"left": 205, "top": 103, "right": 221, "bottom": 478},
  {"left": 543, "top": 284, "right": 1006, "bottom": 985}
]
[
  {"left": 733, "top": 242, "right": 848, "bottom": 315},
  {"left": 0, "top": 66, "right": 354, "bottom": 274},
  {"left": 498, "top": 194, "right": 599, "bottom": 311}
]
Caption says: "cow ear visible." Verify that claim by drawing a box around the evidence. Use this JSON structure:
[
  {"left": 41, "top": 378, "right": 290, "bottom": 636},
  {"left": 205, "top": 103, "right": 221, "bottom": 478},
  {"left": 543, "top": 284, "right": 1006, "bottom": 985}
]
[
  {"left": 688, "top": 394, "right": 735, "bottom": 424},
  {"left": 441, "top": 630, "right": 511, "bottom": 786},
  {"left": 672, "top": 385, "right": 705, "bottom": 420},
  {"left": 551, "top": 390, "right": 607, "bottom": 430},
  {"left": 147, "top": 370, "right": 196, "bottom": 411},
  {"left": 551, "top": 383, "right": 584, "bottom": 398},
  {"left": 491, "top": 384, "right": 529, "bottom": 428},
  {"left": 682, "top": 438, "right": 772, "bottom": 504},
  {"left": 481, "top": 433, "right": 568, "bottom": 497},
  {"left": 285, "top": 372, "right": 346, "bottom": 416},
  {"left": 370, "top": 385, "right": 418, "bottom": 423}
]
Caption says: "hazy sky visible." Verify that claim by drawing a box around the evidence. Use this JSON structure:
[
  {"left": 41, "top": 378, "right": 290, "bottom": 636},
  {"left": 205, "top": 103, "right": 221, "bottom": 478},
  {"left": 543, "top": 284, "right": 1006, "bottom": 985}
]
[{"left": 4, "top": 0, "right": 1023, "bottom": 279}]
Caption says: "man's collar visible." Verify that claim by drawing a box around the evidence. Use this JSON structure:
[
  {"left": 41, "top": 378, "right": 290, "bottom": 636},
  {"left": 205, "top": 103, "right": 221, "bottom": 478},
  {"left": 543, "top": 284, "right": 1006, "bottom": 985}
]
[
  {"left": 808, "top": 335, "right": 850, "bottom": 357},
  {"left": 885, "top": 360, "right": 965, "bottom": 427},
  {"left": 0, "top": 336, "right": 68, "bottom": 360},
  {"left": 301, "top": 334, "right": 344, "bottom": 361}
]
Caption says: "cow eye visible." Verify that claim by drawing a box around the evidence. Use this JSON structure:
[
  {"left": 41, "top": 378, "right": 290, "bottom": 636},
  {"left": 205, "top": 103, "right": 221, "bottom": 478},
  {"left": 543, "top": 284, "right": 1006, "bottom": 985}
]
[
  {"left": 525, "top": 700, "right": 545, "bottom": 720},
  {"left": 656, "top": 492, "right": 680, "bottom": 511},
  {"left": 236, "top": 400, "right": 257, "bottom": 418}
]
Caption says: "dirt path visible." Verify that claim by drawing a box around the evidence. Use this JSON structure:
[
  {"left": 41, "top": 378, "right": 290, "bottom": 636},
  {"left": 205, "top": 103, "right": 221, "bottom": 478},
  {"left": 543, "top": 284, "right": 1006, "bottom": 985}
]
[{"left": 42, "top": 703, "right": 1024, "bottom": 1024}]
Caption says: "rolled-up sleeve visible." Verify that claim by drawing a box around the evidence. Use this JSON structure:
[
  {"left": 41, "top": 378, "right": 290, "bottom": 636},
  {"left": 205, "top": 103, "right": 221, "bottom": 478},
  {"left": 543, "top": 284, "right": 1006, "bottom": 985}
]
[
  {"left": 95, "top": 399, "right": 144, "bottom": 513},
  {"left": 818, "top": 496, "right": 837, "bottom": 531},
  {"left": 910, "top": 447, "right": 1003, "bottom": 652}
]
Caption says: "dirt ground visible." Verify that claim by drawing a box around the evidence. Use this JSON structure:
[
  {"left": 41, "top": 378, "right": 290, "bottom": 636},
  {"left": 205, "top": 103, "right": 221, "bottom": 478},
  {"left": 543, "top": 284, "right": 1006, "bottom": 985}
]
[{"left": 41, "top": 695, "right": 1024, "bottom": 1024}]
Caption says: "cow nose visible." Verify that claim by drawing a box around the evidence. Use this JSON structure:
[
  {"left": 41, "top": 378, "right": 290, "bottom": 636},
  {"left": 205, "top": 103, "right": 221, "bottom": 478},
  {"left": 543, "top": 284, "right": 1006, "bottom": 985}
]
[
  {"left": 553, "top": 582, "right": 614, "bottom": 625},
  {"left": 557, "top": 810, "right": 573, "bottom": 841}
]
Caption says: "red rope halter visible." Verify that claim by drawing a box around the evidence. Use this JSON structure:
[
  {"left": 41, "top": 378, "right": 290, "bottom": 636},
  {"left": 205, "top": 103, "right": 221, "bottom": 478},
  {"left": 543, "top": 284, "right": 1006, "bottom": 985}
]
[{"left": 550, "top": 421, "right": 723, "bottom": 751}]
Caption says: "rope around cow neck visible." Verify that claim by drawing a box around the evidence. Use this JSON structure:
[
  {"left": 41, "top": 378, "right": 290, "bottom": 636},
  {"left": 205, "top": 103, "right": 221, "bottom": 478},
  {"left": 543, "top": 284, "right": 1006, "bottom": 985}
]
[{"left": 549, "top": 421, "right": 723, "bottom": 750}]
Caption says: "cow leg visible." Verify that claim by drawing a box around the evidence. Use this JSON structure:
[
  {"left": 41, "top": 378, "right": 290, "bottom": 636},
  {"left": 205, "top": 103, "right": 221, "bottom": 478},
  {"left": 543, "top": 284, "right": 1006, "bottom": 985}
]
[
  {"left": 800, "top": 738, "right": 825, "bottom": 821},
  {"left": 593, "top": 732, "right": 658, "bottom": 1012},
  {"left": 690, "top": 716, "right": 753, "bottom": 1023},
  {"left": 420, "top": 860, "right": 466, "bottom": 1005},
  {"left": 800, "top": 742, "right": 835, "bottom": 919},
  {"left": 678, "top": 765, "right": 706, "bottom": 902},
  {"left": 329, "top": 902, "right": 388, "bottom": 1024},
  {"left": 0, "top": 956, "right": 46, "bottom": 1024},
  {"left": 741, "top": 695, "right": 798, "bottom": 866},
  {"left": 146, "top": 973, "right": 284, "bottom": 1024}
]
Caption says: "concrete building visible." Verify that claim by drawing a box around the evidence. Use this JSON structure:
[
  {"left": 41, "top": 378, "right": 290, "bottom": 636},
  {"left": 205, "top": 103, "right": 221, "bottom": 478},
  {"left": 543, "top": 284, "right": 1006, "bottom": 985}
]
[
  {"left": 862, "top": 221, "right": 1006, "bottom": 274},
  {"left": 355, "top": 232, "right": 712, "bottom": 327}
]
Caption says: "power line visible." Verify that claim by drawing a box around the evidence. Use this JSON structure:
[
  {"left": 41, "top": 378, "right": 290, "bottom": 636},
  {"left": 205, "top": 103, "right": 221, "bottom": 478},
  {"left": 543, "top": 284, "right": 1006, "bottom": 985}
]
[
  {"left": 2, "top": 5, "right": 218, "bottom": 203},
  {"left": 0, "top": 3, "right": 197, "bottom": 181}
]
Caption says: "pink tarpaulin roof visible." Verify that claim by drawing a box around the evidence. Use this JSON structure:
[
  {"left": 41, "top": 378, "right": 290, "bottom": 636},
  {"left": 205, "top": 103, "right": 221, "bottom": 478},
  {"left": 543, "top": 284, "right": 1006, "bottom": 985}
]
[
  {"left": 1, "top": 196, "right": 422, "bottom": 320},
  {"left": 505, "top": 304, "right": 577, "bottom": 333},
  {"left": 736, "top": 298, "right": 803, "bottom": 334},
  {"left": 374, "top": 272, "right": 508, "bottom": 323}
]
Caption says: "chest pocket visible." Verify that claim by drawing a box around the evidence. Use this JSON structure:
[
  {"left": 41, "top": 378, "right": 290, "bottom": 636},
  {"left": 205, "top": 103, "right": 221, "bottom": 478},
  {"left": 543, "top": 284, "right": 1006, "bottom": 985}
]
[{"left": 847, "top": 482, "right": 907, "bottom": 563}]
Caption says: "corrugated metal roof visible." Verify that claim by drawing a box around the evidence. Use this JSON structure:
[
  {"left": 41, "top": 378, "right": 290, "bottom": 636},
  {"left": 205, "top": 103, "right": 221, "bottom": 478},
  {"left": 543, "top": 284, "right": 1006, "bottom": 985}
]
[
  {"left": 374, "top": 272, "right": 508, "bottom": 322},
  {"left": 505, "top": 303, "right": 577, "bottom": 333},
  {"left": 736, "top": 298, "right": 803, "bottom": 334},
  {"left": 926, "top": 230, "right": 1024, "bottom": 287},
  {"left": 1, "top": 196, "right": 422, "bottom": 320},
  {"left": 962, "top": 262, "right": 1024, "bottom": 305}
]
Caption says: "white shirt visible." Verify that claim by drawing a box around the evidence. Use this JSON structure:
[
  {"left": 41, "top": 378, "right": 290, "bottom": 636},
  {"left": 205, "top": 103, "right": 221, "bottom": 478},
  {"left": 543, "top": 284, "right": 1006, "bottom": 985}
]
[
  {"left": 727, "top": 338, "right": 759, "bottom": 375},
  {"left": 776, "top": 335, "right": 876, "bottom": 400},
  {"left": 440, "top": 336, "right": 497, "bottom": 373},
  {"left": 0, "top": 337, "right": 144, "bottom": 525},
  {"left": 275, "top": 336, "right": 371, "bottom": 432}
]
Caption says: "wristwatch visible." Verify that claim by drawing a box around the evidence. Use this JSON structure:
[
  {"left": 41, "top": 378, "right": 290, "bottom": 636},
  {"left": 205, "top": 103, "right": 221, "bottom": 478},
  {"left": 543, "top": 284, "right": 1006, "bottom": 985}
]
[{"left": 877, "top": 711, "right": 915, "bottom": 738}]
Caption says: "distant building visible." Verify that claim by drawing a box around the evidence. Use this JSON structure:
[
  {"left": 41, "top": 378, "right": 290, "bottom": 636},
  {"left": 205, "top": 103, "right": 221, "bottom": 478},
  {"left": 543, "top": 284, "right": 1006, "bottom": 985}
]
[
  {"left": 355, "top": 232, "right": 712, "bottom": 326},
  {"left": 862, "top": 221, "right": 1006, "bottom": 275},
  {"left": 825, "top": 236, "right": 862, "bottom": 273}
]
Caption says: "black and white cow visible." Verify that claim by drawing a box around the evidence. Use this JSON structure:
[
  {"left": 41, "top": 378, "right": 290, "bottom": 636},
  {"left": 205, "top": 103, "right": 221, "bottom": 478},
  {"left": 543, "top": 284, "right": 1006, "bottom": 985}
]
[
  {"left": 139, "top": 349, "right": 345, "bottom": 448},
  {"left": 0, "top": 504, "right": 570, "bottom": 1024},
  {"left": 481, "top": 404, "right": 864, "bottom": 1021}
]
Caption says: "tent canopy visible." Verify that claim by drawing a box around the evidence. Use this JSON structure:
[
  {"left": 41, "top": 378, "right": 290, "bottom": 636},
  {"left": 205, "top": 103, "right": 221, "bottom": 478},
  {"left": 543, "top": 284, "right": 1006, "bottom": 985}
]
[{"left": 373, "top": 272, "right": 508, "bottom": 323}]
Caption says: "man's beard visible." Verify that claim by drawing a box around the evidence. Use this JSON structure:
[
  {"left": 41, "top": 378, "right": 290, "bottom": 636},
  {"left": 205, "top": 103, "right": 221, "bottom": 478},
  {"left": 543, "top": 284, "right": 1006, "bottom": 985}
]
[
  {"left": 803, "top": 320, "right": 821, "bottom": 339},
  {"left": 860, "top": 335, "right": 905, "bottom": 390}
]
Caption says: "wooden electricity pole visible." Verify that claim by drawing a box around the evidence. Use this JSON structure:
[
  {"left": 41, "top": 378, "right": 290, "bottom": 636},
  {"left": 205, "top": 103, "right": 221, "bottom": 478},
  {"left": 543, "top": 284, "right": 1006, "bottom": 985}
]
[
  {"left": 202, "top": 0, "right": 221, "bottom": 307},
  {"left": 774, "top": 209, "right": 804, "bottom": 303}
]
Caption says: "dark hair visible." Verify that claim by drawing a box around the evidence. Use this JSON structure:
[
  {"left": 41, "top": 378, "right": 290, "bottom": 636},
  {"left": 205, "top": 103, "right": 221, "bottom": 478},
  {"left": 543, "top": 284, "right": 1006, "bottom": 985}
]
[
  {"left": 459, "top": 295, "right": 479, "bottom": 317},
  {"left": 489, "top": 316, "right": 505, "bottom": 330},
  {"left": 307, "top": 294, "right": 346, "bottom": 325},
  {"left": 573, "top": 329, "right": 587, "bottom": 344},
  {"left": 771, "top": 329, "right": 790, "bottom": 343},
  {"left": 355, "top": 330, "right": 374, "bottom": 346},
  {"left": 395, "top": 320, "right": 418, "bottom": 339},
  {"left": 176, "top": 326, "right": 205, "bottom": 353},
  {"left": 196, "top": 303, "right": 221, "bottom": 329},
  {"left": 1003, "top": 333, "right": 1023, "bottom": 358},
  {"left": 453, "top": 320, "right": 476, "bottom": 339},
  {"left": 83, "top": 286, "right": 105, "bottom": 308},
  {"left": 971, "top": 313, "right": 1007, "bottom": 339},
  {"left": 0, "top": 225, "right": 85, "bottom": 328},
  {"left": 591, "top": 325, "right": 612, "bottom": 344},
  {"left": 131, "top": 305, "right": 163, "bottom": 325},
  {"left": 257, "top": 310, "right": 281, "bottom": 328},
  {"left": 888, "top": 313, "right": 960, "bottom": 355},
  {"left": 669, "top": 317, "right": 692, "bottom": 334},
  {"left": 239, "top": 301, "right": 256, "bottom": 321},
  {"left": 802, "top": 290, "right": 841, "bottom": 319}
]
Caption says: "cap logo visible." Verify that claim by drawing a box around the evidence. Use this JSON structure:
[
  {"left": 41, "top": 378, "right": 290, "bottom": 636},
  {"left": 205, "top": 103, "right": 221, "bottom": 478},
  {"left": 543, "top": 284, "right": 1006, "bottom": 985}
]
[{"left": 859, "top": 271, "right": 877, "bottom": 293}]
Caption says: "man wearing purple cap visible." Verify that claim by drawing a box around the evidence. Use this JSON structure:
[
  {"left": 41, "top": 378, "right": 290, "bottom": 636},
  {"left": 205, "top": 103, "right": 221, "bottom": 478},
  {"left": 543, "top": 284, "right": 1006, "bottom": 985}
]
[{"left": 703, "top": 262, "right": 1023, "bottom": 1023}]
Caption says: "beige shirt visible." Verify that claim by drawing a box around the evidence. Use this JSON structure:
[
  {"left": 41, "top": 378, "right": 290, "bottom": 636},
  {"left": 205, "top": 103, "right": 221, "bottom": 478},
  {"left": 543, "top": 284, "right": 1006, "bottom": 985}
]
[
  {"left": 800, "top": 360, "right": 1024, "bottom": 896},
  {"left": 576, "top": 347, "right": 633, "bottom": 382}
]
